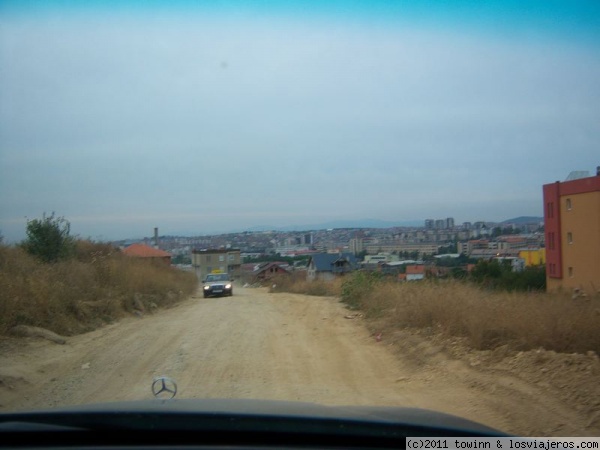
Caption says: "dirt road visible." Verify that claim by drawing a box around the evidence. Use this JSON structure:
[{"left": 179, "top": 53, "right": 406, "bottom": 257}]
[{"left": 0, "top": 287, "right": 596, "bottom": 436}]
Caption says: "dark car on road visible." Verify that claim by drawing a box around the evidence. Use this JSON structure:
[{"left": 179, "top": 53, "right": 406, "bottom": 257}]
[{"left": 202, "top": 273, "right": 233, "bottom": 298}]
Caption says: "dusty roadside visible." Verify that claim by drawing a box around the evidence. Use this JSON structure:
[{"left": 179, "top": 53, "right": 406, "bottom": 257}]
[{"left": 0, "top": 287, "right": 597, "bottom": 436}]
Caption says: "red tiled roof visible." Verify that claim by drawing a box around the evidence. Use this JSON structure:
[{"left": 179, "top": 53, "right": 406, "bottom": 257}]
[
  {"left": 123, "top": 243, "right": 171, "bottom": 258},
  {"left": 500, "top": 236, "right": 526, "bottom": 242},
  {"left": 406, "top": 265, "right": 425, "bottom": 275}
]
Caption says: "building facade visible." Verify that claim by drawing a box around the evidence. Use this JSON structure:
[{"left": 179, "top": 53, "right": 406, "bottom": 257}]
[
  {"left": 191, "top": 249, "right": 242, "bottom": 280},
  {"left": 543, "top": 171, "right": 600, "bottom": 295}
]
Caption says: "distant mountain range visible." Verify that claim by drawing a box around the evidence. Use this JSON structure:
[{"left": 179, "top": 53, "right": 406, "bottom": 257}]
[
  {"left": 243, "top": 219, "right": 424, "bottom": 232},
  {"left": 500, "top": 216, "right": 543, "bottom": 225}
]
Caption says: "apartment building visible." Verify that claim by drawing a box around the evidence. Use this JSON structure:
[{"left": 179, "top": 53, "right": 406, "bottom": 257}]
[
  {"left": 543, "top": 169, "right": 600, "bottom": 295},
  {"left": 457, "top": 239, "right": 489, "bottom": 255}
]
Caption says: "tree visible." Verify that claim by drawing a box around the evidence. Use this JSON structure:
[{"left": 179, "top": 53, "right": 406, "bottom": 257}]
[
  {"left": 21, "top": 212, "right": 75, "bottom": 262},
  {"left": 469, "top": 259, "right": 545, "bottom": 291},
  {"left": 438, "top": 242, "right": 458, "bottom": 254}
]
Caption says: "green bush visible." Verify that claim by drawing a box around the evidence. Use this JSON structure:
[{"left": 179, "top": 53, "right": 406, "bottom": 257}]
[{"left": 21, "top": 212, "right": 75, "bottom": 263}]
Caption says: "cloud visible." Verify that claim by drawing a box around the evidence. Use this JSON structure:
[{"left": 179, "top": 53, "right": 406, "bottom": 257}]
[{"left": 1, "top": 8, "right": 599, "bottom": 241}]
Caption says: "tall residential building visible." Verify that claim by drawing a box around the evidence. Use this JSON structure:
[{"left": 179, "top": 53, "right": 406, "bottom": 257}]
[
  {"left": 434, "top": 219, "right": 445, "bottom": 229},
  {"left": 349, "top": 238, "right": 364, "bottom": 255},
  {"left": 425, "top": 219, "right": 434, "bottom": 229},
  {"left": 445, "top": 217, "right": 455, "bottom": 229},
  {"left": 543, "top": 169, "right": 600, "bottom": 295}
]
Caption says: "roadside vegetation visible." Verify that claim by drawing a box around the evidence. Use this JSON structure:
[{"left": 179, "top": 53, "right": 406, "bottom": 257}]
[
  {"left": 275, "top": 270, "right": 598, "bottom": 355},
  {"left": 0, "top": 214, "right": 197, "bottom": 337},
  {"left": 268, "top": 272, "right": 342, "bottom": 297},
  {"left": 340, "top": 274, "right": 598, "bottom": 354}
]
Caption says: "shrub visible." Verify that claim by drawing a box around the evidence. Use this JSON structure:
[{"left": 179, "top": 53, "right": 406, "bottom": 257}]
[{"left": 20, "top": 213, "right": 75, "bottom": 263}]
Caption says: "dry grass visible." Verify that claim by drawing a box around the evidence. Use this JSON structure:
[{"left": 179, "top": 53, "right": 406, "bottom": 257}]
[
  {"left": 349, "top": 278, "right": 600, "bottom": 354},
  {"left": 269, "top": 272, "right": 343, "bottom": 297},
  {"left": 249, "top": 271, "right": 600, "bottom": 355},
  {"left": 0, "top": 241, "right": 198, "bottom": 336}
]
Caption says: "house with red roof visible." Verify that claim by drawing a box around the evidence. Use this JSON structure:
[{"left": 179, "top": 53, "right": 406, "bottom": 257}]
[
  {"left": 405, "top": 265, "right": 425, "bottom": 281},
  {"left": 122, "top": 243, "right": 172, "bottom": 265}
]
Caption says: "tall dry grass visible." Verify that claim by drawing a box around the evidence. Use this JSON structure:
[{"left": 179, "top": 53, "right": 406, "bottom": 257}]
[
  {"left": 269, "top": 272, "right": 343, "bottom": 297},
  {"left": 345, "top": 277, "right": 600, "bottom": 354},
  {"left": 0, "top": 241, "right": 197, "bottom": 336},
  {"left": 274, "top": 272, "right": 600, "bottom": 354}
]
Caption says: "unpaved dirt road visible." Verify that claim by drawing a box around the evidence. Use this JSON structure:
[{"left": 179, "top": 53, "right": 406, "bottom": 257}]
[{"left": 0, "top": 287, "right": 597, "bottom": 436}]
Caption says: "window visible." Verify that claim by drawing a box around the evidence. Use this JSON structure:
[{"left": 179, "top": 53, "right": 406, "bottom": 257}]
[
  {"left": 568, "top": 267, "right": 573, "bottom": 277},
  {"left": 566, "top": 198, "right": 572, "bottom": 210},
  {"left": 547, "top": 202, "right": 554, "bottom": 218},
  {"left": 567, "top": 232, "right": 573, "bottom": 244},
  {"left": 219, "top": 255, "right": 225, "bottom": 262},
  {"left": 206, "top": 255, "right": 212, "bottom": 262}
]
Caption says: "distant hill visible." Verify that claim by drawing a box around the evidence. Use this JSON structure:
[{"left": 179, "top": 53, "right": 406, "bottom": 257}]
[
  {"left": 159, "top": 216, "right": 544, "bottom": 238},
  {"left": 245, "top": 219, "right": 423, "bottom": 232},
  {"left": 500, "top": 216, "right": 543, "bottom": 225}
]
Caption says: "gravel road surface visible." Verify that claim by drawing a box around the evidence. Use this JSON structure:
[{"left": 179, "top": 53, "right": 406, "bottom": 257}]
[{"left": 0, "top": 287, "right": 594, "bottom": 436}]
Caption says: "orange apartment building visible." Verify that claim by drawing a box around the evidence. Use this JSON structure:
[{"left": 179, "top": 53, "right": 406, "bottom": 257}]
[{"left": 543, "top": 169, "right": 600, "bottom": 295}]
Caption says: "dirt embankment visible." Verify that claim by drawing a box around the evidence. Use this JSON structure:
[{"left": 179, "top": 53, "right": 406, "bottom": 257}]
[{"left": 0, "top": 287, "right": 598, "bottom": 436}]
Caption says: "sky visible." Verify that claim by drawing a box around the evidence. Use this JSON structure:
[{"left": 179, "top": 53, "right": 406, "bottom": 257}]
[{"left": 1, "top": 1, "right": 599, "bottom": 242}]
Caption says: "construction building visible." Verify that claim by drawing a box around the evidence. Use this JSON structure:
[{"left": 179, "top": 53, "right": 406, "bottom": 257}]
[{"left": 191, "top": 248, "right": 241, "bottom": 281}]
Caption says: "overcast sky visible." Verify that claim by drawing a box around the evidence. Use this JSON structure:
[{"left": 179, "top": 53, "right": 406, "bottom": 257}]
[{"left": 1, "top": 1, "right": 599, "bottom": 242}]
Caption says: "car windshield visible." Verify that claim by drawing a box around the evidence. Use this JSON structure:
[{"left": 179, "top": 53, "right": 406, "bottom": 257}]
[
  {"left": 205, "top": 274, "right": 229, "bottom": 282},
  {"left": 1, "top": 0, "right": 599, "bottom": 439}
]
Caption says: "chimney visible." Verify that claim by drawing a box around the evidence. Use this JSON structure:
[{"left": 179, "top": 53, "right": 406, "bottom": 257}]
[{"left": 154, "top": 227, "right": 159, "bottom": 249}]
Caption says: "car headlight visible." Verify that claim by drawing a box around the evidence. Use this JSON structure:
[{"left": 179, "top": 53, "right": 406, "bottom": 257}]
[
  {"left": 225, "top": 284, "right": 232, "bottom": 289},
  {"left": 203, "top": 285, "right": 210, "bottom": 290}
]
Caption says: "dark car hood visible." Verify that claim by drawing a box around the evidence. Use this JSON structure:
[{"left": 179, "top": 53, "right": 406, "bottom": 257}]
[{"left": 0, "top": 398, "right": 506, "bottom": 436}]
